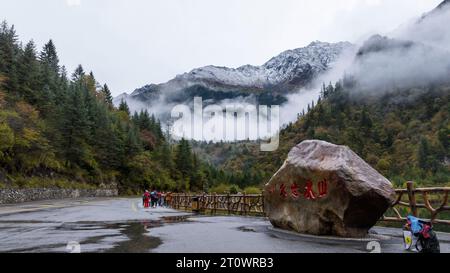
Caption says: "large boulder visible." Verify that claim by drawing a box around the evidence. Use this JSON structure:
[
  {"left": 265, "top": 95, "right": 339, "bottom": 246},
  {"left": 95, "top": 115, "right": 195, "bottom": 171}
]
[{"left": 264, "top": 140, "right": 396, "bottom": 238}]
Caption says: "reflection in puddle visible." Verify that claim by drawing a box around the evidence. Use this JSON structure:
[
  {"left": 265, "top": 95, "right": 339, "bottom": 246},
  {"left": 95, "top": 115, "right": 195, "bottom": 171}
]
[
  {"left": 160, "top": 215, "right": 190, "bottom": 224},
  {"left": 0, "top": 214, "right": 192, "bottom": 253},
  {"left": 105, "top": 215, "right": 191, "bottom": 253},
  {"left": 105, "top": 222, "right": 162, "bottom": 253},
  {"left": 238, "top": 226, "right": 257, "bottom": 232}
]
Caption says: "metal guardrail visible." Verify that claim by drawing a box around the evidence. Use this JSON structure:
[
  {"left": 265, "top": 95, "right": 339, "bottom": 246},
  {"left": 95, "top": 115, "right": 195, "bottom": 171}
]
[{"left": 169, "top": 182, "right": 450, "bottom": 225}]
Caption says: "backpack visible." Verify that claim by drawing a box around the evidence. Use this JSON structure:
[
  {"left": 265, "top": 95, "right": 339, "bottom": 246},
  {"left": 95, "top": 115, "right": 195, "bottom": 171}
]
[
  {"left": 416, "top": 223, "right": 440, "bottom": 253},
  {"left": 407, "top": 216, "right": 440, "bottom": 253}
]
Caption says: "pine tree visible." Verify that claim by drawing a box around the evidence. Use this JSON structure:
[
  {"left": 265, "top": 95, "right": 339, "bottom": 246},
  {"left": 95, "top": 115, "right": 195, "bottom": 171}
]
[
  {"left": 92, "top": 103, "right": 122, "bottom": 170},
  {"left": 17, "top": 40, "right": 40, "bottom": 103},
  {"left": 39, "top": 84, "right": 55, "bottom": 116},
  {"left": 123, "top": 124, "right": 142, "bottom": 157},
  {"left": 0, "top": 21, "right": 19, "bottom": 93},
  {"left": 38, "top": 40, "right": 60, "bottom": 110},
  {"left": 72, "top": 65, "right": 85, "bottom": 82},
  {"left": 59, "top": 66, "right": 69, "bottom": 89},
  {"left": 39, "top": 40, "right": 59, "bottom": 75},
  {"left": 118, "top": 99, "right": 130, "bottom": 115},
  {"left": 60, "top": 83, "right": 90, "bottom": 168},
  {"left": 101, "top": 84, "right": 113, "bottom": 106},
  {"left": 87, "top": 72, "right": 97, "bottom": 91},
  {"left": 160, "top": 141, "right": 174, "bottom": 171},
  {"left": 175, "top": 138, "right": 193, "bottom": 178}
]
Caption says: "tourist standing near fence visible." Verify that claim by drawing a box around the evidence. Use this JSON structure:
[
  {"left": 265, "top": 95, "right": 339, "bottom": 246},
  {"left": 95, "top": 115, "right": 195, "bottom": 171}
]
[{"left": 165, "top": 192, "right": 173, "bottom": 207}]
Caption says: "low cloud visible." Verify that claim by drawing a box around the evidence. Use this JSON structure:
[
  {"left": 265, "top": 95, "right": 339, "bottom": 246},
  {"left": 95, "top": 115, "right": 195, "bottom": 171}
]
[
  {"left": 66, "top": 0, "right": 81, "bottom": 7},
  {"left": 118, "top": 2, "right": 450, "bottom": 142}
]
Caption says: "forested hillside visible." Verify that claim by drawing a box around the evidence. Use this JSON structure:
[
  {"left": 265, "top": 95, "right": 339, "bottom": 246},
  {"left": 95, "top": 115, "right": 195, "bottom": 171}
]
[
  {"left": 1, "top": 21, "right": 448, "bottom": 194},
  {"left": 0, "top": 21, "right": 241, "bottom": 194},
  {"left": 221, "top": 80, "right": 449, "bottom": 189}
]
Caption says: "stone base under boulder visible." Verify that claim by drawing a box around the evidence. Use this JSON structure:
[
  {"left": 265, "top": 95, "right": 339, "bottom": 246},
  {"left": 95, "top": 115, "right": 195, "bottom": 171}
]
[{"left": 264, "top": 140, "right": 396, "bottom": 238}]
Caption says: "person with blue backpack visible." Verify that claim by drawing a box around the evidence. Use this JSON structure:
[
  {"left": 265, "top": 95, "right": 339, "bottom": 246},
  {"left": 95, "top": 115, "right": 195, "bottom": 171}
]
[
  {"left": 150, "top": 190, "right": 158, "bottom": 208},
  {"left": 404, "top": 215, "right": 440, "bottom": 253}
]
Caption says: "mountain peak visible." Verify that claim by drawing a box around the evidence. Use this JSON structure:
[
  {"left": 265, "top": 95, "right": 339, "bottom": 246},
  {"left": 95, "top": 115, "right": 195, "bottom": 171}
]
[
  {"left": 308, "top": 40, "right": 328, "bottom": 47},
  {"left": 436, "top": 0, "right": 450, "bottom": 10},
  {"left": 169, "top": 41, "right": 353, "bottom": 91},
  {"left": 356, "top": 35, "right": 414, "bottom": 57},
  {"left": 422, "top": 0, "right": 450, "bottom": 19},
  {"left": 118, "top": 40, "right": 354, "bottom": 113}
]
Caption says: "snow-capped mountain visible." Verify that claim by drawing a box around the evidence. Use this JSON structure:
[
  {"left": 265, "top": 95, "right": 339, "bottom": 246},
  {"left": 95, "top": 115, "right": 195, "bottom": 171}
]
[
  {"left": 427, "top": 0, "right": 450, "bottom": 15},
  {"left": 175, "top": 41, "right": 352, "bottom": 90},
  {"left": 115, "top": 41, "right": 354, "bottom": 109}
]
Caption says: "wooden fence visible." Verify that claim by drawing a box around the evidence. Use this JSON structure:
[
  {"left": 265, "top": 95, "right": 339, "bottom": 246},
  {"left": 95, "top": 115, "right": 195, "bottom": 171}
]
[
  {"left": 169, "top": 193, "right": 265, "bottom": 216},
  {"left": 381, "top": 181, "right": 450, "bottom": 225},
  {"left": 168, "top": 182, "right": 450, "bottom": 225}
]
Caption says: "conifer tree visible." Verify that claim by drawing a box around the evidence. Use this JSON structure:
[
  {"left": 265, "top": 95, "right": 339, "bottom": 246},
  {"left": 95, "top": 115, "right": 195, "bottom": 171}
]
[
  {"left": 118, "top": 99, "right": 130, "bottom": 115},
  {"left": 39, "top": 40, "right": 59, "bottom": 75},
  {"left": 175, "top": 138, "right": 193, "bottom": 178},
  {"left": 101, "top": 84, "right": 113, "bottom": 106},
  {"left": 17, "top": 40, "right": 39, "bottom": 103},
  {"left": 0, "top": 21, "right": 19, "bottom": 93}
]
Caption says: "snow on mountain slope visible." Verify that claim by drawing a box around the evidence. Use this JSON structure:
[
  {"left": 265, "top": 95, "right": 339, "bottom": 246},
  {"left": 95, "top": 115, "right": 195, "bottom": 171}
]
[
  {"left": 114, "top": 40, "right": 354, "bottom": 118},
  {"left": 174, "top": 41, "right": 353, "bottom": 90}
]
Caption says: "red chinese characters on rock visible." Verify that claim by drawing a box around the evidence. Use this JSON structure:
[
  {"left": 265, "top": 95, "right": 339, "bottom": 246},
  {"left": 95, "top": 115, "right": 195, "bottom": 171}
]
[
  {"left": 304, "top": 180, "right": 316, "bottom": 200},
  {"left": 275, "top": 179, "right": 329, "bottom": 200},
  {"left": 279, "top": 183, "right": 288, "bottom": 198},
  {"left": 291, "top": 183, "right": 300, "bottom": 199},
  {"left": 268, "top": 185, "right": 275, "bottom": 194},
  {"left": 318, "top": 179, "right": 328, "bottom": 198}
]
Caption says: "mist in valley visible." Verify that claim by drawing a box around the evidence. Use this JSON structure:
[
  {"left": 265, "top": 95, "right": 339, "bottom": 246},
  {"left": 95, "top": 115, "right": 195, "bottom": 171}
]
[{"left": 118, "top": 1, "right": 450, "bottom": 144}]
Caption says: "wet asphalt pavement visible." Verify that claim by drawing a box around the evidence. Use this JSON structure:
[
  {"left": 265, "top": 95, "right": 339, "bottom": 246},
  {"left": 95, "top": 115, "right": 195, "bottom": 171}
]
[{"left": 0, "top": 198, "right": 449, "bottom": 253}]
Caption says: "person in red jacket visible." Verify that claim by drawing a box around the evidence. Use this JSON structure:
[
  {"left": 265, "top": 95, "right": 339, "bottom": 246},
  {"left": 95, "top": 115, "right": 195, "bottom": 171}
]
[{"left": 143, "top": 190, "right": 150, "bottom": 208}]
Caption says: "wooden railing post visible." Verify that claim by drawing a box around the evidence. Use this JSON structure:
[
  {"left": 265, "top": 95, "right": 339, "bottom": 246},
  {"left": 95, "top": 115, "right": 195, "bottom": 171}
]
[
  {"left": 201, "top": 193, "right": 205, "bottom": 212},
  {"left": 407, "top": 181, "right": 418, "bottom": 217},
  {"left": 213, "top": 193, "right": 217, "bottom": 215},
  {"left": 227, "top": 193, "right": 231, "bottom": 215},
  {"left": 261, "top": 191, "right": 265, "bottom": 216},
  {"left": 243, "top": 193, "right": 247, "bottom": 216}
]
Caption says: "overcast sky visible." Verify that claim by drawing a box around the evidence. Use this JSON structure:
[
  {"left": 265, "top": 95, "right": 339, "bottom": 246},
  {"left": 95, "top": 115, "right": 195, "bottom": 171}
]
[{"left": 1, "top": 0, "right": 443, "bottom": 95}]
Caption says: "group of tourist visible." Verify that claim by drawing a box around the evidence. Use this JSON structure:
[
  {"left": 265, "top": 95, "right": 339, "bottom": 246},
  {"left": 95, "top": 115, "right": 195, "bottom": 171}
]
[{"left": 142, "top": 190, "right": 172, "bottom": 208}]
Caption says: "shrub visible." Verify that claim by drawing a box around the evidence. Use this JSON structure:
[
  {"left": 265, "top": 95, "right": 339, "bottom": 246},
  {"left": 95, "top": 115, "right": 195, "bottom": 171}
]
[
  {"left": 209, "top": 184, "right": 230, "bottom": 194},
  {"left": 243, "top": 186, "right": 262, "bottom": 194}
]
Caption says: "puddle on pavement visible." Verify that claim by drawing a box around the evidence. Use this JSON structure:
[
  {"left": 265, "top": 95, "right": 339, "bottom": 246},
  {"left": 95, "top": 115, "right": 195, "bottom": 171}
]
[
  {"left": 4, "top": 243, "right": 69, "bottom": 253},
  {"left": 0, "top": 214, "right": 192, "bottom": 253},
  {"left": 105, "top": 216, "right": 189, "bottom": 253},
  {"left": 238, "top": 226, "right": 258, "bottom": 233},
  {"left": 105, "top": 222, "right": 162, "bottom": 253},
  {"left": 160, "top": 215, "right": 190, "bottom": 223},
  {"left": 105, "top": 216, "right": 191, "bottom": 253}
]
